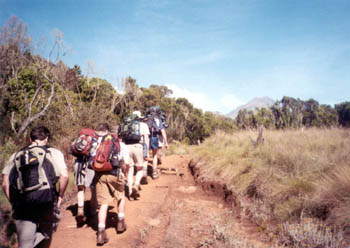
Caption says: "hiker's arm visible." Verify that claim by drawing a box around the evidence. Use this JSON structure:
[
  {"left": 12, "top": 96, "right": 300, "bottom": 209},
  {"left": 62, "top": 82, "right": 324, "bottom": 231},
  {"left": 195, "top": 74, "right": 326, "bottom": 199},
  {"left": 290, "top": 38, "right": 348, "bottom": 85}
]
[
  {"left": 52, "top": 149, "right": 69, "bottom": 208},
  {"left": 57, "top": 172, "right": 68, "bottom": 208},
  {"left": 120, "top": 142, "right": 130, "bottom": 175},
  {"left": 161, "top": 129, "right": 168, "bottom": 149},
  {"left": 144, "top": 134, "right": 150, "bottom": 160},
  {"left": 122, "top": 162, "right": 129, "bottom": 175},
  {"left": 1, "top": 174, "right": 10, "bottom": 201}
]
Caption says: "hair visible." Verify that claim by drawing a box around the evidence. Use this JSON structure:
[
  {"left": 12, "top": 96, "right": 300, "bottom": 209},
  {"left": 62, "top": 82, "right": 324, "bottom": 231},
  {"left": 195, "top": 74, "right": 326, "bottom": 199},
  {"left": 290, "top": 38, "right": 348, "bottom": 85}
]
[
  {"left": 30, "top": 126, "right": 51, "bottom": 141},
  {"left": 97, "top": 123, "right": 110, "bottom": 132}
]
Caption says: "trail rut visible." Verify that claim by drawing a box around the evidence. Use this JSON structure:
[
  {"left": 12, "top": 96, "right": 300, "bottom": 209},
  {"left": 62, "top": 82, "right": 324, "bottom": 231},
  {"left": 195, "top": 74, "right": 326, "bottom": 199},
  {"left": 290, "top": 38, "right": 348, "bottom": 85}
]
[{"left": 51, "top": 155, "right": 269, "bottom": 248}]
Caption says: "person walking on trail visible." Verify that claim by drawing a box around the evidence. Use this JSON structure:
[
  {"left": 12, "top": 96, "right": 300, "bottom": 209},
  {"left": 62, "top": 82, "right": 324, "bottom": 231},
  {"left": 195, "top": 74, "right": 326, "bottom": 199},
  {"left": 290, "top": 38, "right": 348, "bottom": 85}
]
[
  {"left": 73, "top": 154, "right": 97, "bottom": 226},
  {"left": 123, "top": 110, "right": 150, "bottom": 200},
  {"left": 1, "top": 126, "right": 69, "bottom": 248},
  {"left": 70, "top": 128, "right": 97, "bottom": 226},
  {"left": 148, "top": 107, "right": 168, "bottom": 179},
  {"left": 93, "top": 123, "right": 129, "bottom": 246}
]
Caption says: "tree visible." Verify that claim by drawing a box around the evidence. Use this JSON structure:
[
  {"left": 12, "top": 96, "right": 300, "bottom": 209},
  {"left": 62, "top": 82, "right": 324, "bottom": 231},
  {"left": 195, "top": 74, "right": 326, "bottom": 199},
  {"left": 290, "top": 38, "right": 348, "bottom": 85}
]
[
  {"left": 0, "top": 16, "right": 32, "bottom": 142},
  {"left": 302, "top": 99, "right": 320, "bottom": 127},
  {"left": 318, "top": 104, "right": 338, "bottom": 127},
  {"left": 281, "top": 96, "right": 304, "bottom": 128},
  {"left": 0, "top": 16, "right": 31, "bottom": 90},
  {"left": 0, "top": 16, "right": 70, "bottom": 139},
  {"left": 336, "top": 102, "right": 350, "bottom": 127},
  {"left": 236, "top": 109, "right": 250, "bottom": 129}
]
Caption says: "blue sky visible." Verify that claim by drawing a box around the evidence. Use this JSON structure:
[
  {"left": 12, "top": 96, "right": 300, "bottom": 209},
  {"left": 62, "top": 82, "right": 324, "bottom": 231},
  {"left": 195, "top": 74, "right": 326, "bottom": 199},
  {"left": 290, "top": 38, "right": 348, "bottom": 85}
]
[{"left": 1, "top": 0, "right": 349, "bottom": 114}]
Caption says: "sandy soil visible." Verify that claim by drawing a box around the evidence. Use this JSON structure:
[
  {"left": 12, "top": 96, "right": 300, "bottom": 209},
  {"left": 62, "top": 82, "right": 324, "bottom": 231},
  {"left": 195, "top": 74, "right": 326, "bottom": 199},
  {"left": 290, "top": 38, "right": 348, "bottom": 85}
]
[{"left": 50, "top": 155, "right": 270, "bottom": 248}]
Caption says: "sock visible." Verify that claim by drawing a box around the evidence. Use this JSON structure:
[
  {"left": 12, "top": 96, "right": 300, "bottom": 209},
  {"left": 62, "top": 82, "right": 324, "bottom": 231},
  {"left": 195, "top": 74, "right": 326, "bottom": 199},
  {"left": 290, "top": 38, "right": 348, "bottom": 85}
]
[
  {"left": 77, "top": 190, "right": 84, "bottom": 207},
  {"left": 98, "top": 223, "right": 105, "bottom": 232},
  {"left": 118, "top": 213, "right": 124, "bottom": 220}
]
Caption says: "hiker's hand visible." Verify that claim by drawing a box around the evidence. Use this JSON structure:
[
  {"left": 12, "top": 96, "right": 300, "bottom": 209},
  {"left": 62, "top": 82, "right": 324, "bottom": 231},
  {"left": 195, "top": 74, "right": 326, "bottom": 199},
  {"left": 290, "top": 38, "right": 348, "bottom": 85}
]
[
  {"left": 121, "top": 163, "right": 128, "bottom": 174},
  {"left": 57, "top": 196, "right": 63, "bottom": 208}
]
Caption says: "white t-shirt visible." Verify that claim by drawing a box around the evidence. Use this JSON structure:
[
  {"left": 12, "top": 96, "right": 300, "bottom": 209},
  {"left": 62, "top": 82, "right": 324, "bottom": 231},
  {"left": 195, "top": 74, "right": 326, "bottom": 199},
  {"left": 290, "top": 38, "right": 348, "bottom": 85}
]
[
  {"left": 140, "top": 122, "right": 150, "bottom": 143},
  {"left": 49, "top": 147, "right": 68, "bottom": 177},
  {"left": 2, "top": 146, "right": 68, "bottom": 177}
]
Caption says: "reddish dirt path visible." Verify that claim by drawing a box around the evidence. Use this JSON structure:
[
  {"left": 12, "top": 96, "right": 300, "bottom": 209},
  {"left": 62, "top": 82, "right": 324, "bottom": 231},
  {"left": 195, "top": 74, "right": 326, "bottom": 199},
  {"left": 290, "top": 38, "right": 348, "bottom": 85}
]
[{"left": 51, "top": 155, "right": 270, "bottom": 248}]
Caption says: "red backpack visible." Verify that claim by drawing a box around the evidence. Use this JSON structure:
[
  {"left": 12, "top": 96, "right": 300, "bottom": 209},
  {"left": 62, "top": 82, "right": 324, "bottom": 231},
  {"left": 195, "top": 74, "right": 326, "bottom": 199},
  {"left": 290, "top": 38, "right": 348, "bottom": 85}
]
[
  {"left": 70, "top": 128, "right": 96, "bottom": 157},
  {"left": 92, "top": 133, "right": 120, "bottom": 172}
]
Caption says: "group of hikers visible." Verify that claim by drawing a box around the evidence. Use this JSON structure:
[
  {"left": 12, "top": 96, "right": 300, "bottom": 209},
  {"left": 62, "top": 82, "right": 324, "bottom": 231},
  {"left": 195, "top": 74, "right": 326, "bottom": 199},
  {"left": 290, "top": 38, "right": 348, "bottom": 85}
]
[{"left": 1, "top": 106, "right": 168, "bottom": 247}]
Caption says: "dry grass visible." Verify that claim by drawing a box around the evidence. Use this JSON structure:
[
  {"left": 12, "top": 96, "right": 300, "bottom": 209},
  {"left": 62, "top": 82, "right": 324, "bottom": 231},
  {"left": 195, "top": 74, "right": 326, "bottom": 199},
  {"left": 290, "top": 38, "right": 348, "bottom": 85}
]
[
  {"left": 278, "top": 217, "right": 345, "bottom": 248},
  {"left": 191, "top": 128, "right": 350, "bottom": 247},
  {"left": 166, "top": 140, "right": 191, "bottom": 156}
]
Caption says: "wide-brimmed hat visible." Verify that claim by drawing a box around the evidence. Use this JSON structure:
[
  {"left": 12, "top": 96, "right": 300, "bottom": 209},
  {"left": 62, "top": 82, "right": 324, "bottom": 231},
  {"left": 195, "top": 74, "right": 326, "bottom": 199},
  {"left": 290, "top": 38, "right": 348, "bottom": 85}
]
[{"left": 132, "top": 110, "right": 144, "bottom": 118}]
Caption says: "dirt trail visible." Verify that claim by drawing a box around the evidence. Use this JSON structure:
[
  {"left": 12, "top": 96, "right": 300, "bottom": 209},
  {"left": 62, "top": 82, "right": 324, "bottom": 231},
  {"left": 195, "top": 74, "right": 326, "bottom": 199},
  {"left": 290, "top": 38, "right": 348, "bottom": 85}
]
[{"left": 51, "top": 155, "right": 270, "bottom": 248}]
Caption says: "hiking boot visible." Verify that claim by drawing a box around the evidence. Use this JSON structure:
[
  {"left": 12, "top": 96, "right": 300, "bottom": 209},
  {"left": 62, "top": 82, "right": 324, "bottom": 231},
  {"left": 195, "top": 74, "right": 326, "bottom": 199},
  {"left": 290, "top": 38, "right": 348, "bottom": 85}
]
[
  {"left": 140, "top": 176, "right": 148, "bottom": 185},
  {"left": 96, "top": 230, "right": 109, "bottom": 245},
  {"left": 117, "top": 219, "right": 127, "bottom": 233},
  {"left": 131, "top": 185, "right": 140, "bottom": 199},
  {"left": 76, "top": 207, "right": 86, "bottom": 227},
  {"left": 152, "top": 171, "right": 159, "bottom": 179}
]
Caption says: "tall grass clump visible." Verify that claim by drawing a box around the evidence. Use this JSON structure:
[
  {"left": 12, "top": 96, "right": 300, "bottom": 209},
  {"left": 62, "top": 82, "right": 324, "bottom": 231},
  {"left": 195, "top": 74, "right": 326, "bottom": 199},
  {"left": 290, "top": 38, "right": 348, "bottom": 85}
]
[
  {"left": 191, "top": 128, "right": 350, "bottom": 246},
  {"left": 166, "top": 140, "right": 191, "bottom": 156}
]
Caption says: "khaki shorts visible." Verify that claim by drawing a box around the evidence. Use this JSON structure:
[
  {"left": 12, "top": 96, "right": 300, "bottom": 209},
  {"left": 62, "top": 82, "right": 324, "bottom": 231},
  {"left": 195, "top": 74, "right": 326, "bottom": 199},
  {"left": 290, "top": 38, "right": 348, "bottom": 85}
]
[
  {"left": 95, "top": 173, "right": 125, "bottom": 206},
  {"left": 127, "top": 143, "right": 144, "bottom": 169}
]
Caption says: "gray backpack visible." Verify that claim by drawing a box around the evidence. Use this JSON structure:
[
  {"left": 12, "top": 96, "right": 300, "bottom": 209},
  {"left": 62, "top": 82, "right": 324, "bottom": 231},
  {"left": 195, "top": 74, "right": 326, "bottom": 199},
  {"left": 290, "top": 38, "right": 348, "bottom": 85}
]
[
  {"left": 120, "top": 114, "right": 141, "bottom": 144},
  {"left": 9, "top": 146, "right": 60, "bottom": 207}
]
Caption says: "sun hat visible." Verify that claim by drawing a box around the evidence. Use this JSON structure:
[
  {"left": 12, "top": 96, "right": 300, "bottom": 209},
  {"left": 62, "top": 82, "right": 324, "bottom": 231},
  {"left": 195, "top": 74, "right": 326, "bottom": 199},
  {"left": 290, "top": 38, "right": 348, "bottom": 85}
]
[{"left": 132, "top": 110, "right": 144, "bottom": 118}]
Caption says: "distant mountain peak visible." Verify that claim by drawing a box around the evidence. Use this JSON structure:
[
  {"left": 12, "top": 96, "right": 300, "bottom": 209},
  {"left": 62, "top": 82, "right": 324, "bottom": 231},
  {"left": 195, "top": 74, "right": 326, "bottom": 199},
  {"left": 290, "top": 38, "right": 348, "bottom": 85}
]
[{"left": 226, "top": 97, "right": 275, "bottom": 119}]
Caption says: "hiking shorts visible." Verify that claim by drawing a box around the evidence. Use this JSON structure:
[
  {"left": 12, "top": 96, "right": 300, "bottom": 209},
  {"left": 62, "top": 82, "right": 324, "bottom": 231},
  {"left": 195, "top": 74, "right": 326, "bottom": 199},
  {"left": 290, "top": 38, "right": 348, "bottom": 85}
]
[
  {"left": 150, "top": 136, "right": 159, "bottom": 150},
  {"left": 95, "top": 173, "right": 125, "bottom": 206},
  {"left": 126, "top": 143, "right": 144, "bottom": 169},
  {"left": 73, "top": 159, "right": 95, "bottom": 187},
  {"left": 14, "top": 205, "right": 56, "bottom": 248}
]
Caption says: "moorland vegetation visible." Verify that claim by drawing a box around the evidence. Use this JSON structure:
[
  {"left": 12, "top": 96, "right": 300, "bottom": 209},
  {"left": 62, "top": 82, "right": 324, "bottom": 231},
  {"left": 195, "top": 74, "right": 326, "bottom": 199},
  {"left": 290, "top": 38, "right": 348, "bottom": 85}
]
[
  {"left": 190, "top": 129, "right": 350, "bottom": 247},
  {"left": 1, "top": 16, "right": 350, "bottom": 247}
]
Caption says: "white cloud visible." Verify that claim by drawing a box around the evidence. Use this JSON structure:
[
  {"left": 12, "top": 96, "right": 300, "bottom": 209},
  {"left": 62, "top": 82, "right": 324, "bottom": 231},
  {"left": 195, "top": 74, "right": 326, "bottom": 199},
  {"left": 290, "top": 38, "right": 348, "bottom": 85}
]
[
  {"left": 166, "top": 84, "right": 243, "bottom": 114},
  {"left": 167, "top": 83, "right": 208, "bottom": 109},
  {"left": 220, "top": 94, "right": 244, "bottom": 110}
]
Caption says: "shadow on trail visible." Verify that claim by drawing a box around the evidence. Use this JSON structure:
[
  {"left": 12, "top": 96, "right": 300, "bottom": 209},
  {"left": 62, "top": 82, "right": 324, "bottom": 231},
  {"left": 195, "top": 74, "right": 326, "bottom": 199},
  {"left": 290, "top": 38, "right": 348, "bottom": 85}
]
[{"left": 65, "top": 200, "right": 122, "bottom": 233}]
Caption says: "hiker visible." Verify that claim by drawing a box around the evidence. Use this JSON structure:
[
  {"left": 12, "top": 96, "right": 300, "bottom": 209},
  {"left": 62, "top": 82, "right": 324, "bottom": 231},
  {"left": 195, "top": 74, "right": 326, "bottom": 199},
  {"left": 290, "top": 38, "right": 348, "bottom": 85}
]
[
  {"left": 93, "top": 123, "right": 128, "bottom": 246},
  {"left": 122, "top": 110, "right": 150, "bottom": 200},
  {"left": 70, "top": 128, "right": 97, "bottom": 226},
  {"left": 1, "top": 126, "right": 69, "bottom": 248},
  {"left": 148, "top": 107, "right": 168, "bottom": 179},
  {"left": 73, "top": 154, "right": 97, "bottom": 225}
]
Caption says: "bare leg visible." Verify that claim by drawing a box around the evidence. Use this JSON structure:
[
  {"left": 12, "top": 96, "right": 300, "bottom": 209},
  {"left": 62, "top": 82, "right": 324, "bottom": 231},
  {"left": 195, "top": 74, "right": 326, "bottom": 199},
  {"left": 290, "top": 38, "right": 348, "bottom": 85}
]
[
  {"left": 134, "top": 168, "right": 143, "bottom": 187},
  {"left": 97, "top": 204, "right": 109, "bottom": 245},
  {"left": 98, "top": 204, "right": 108, "bottom": 226},
  {"left": 117, "top": 198, "right": 126, "bottom": 233},
  {"left": 90, "top": 186, "right": 97, "bottom": 216},
  {"left": 77, "top": 186, "right": 85, "bottom": 209},
  {"left": 152, "top": 149, "right": 159, "bottom": 179},
  {"left": 127, "top": 165, "right": 134, "bottom": 197}
]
